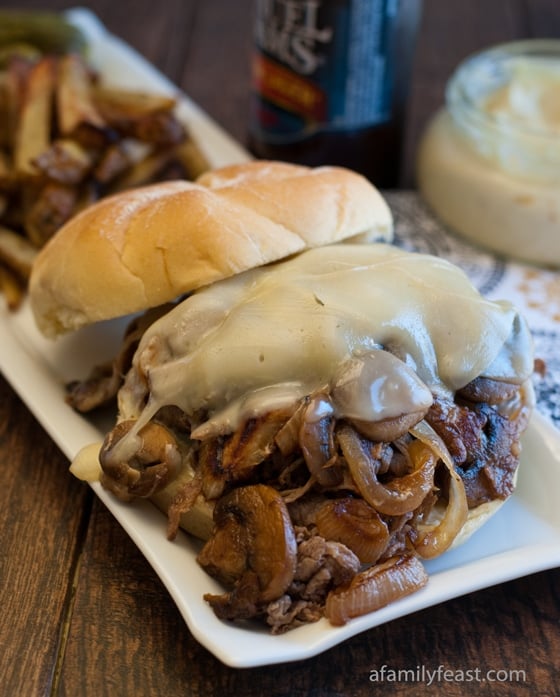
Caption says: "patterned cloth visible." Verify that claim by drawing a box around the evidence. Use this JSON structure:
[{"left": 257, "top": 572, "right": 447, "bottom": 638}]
[{"left": 386, "top": 191, "right": 560, "bottom": 430}]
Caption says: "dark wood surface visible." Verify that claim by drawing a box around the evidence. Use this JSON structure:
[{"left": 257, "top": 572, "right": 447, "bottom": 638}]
[{"left": 1, "top": 1, "right": 560, "bottom": 695}]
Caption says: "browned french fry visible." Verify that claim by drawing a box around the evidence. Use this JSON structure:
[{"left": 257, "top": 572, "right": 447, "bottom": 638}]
[
  {"left": 0, "top": 72, "right": 9, "bottom": 148},
  {"left": 0, "top": 150, "right": 15, "bottom": 190},
  {"left": 0, "top": 224, "right": 37, "bottom": 278},
  {"left": 91, "top": 85, "right": 186, "bottom": 146},
  {"left": 108, "top": 148, "right": 178, "bottom": 192},
  {"left": 0, "top": 42, "right": 210, "bottom": 311},
  {"left": 93, "top": 142, "right": 131, "bottom": 184},
  {"left": 2, "top": 55, "right": 33, "bottom": 148},
  {"left": 73, "top": 179, "right": 100, "bottom": 216},
  {"left": 0, "top": 192, "right": 7, "bottom": 218},
  {"left": 130, "top": 110, "right": 186, "bottom": 146},
  {"left": 0, "top": 263, "right": 25, "bottom": 310},
  {"left": 24, "top": 182, "right": 78, "bottom": 246},
  {"left": 0, "top": 150, "right": 9, "bottom": 176},
  {"left": 175, "top": 137, "right": 211, "bottom": 180},
  {"left": 92, "top": 85, "right": 177, "bottom": 120},
  {"left": 14, "top": 56, "right": 55, "bottom": 177},
  {"left": 33, "top": 138, "right": 93, "bottom": 184},
  {"left": 56, "top": 53, "right": 109, "bottom": 147}
]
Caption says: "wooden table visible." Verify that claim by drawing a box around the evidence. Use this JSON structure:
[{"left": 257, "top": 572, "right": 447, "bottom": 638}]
[{"left": 1, "top": 1, "right": 559, "bottom": 695}]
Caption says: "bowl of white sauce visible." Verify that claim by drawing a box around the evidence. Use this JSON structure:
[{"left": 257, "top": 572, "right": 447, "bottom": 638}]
[{"left": 417, "top": 39, "right": 560, "bottom": 267}]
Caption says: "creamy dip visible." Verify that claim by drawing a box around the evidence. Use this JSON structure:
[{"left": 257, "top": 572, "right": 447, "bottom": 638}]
[
  {"left": 115, "top": 244, "right": 532, "bottom": 451},
  {"left": 418, "top": 42, "right": 560, "bottom": 266},
  {"left": 484, "top": 58, "right": 560, "bottom": 135}
]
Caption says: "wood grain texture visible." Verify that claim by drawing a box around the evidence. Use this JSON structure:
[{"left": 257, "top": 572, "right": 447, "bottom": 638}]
[
  {"left": 175, "top": 0, "right": 253, "bottom": 146},
  {"left": 0, "top": 376, "right": 91, "bottom": 695}
]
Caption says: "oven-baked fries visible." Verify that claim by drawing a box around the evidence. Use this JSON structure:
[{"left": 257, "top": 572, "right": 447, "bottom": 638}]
[{"left": 0, "top": 26, "right": 210, "bottom": 309}]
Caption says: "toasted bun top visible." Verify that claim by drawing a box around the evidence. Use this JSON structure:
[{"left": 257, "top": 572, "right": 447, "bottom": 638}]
[{"left": 29, "top": 161, "right": 393, "bottom": 337}]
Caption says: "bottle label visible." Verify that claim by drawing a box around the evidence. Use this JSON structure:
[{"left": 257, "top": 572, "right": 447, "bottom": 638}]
[{"left": 252, "top": 0, "right": 399, "bottom": 144}]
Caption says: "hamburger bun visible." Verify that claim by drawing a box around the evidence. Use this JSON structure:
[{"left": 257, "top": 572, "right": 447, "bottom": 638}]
[{"left": 29, "top": 161, "right": 393, "bottom": 338}]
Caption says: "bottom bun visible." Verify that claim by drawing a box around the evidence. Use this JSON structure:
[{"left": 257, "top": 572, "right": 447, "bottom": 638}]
[
  {"left": 450, "top": 468, "right": 519, "bottom": 550},
  {"left": 71, "top": 443, "right": 215, "bottom": 541},
  {"left": 150, "top": 470, "right": 215, "bottom": 542},
  {"left": 450, "top": 499, "right": 505, "bottom": 548}
]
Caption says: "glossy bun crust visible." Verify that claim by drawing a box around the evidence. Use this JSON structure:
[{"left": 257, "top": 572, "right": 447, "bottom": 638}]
[{"left": 29, "top": 161, "right": 393, "bottom": 337}]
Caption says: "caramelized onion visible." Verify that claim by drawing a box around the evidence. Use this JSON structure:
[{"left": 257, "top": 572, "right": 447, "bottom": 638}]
[
  {"left": 221, "top": 408, "right": 293, "bottom": 475},
  {"left": 200, "top": 407, "right": 298, "bottom": 498},
  {"left": 199, "top": 438, "right": 226, "bottom": 500},
  {"left": 165, "top": 474, "right": 203, "bottom": 541},
  {"left": 299, "top": 395, "right": 342, "bottom": 487},
  {"left": 410, "top": 420, "right": 469, "bottom": 558},
  {"left": 337, "top": 425, "right": 436, "bottom": 516},
  {"left": 281, "top": 476, "right": 316, "bottom": 504},
  {"left": 325, "top": 554, "right": 428, "bottom": 626},
  {"left": 275, "top": 400, "right": 306, "bottom": 456},
  {"left": 315, "top": 497, "right": 390, "bottom": 564}
]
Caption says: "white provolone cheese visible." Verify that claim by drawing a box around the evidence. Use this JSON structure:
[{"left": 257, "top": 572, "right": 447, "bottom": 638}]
[{"left": 117, "top": 244, "right": 533, "bottom": 446}]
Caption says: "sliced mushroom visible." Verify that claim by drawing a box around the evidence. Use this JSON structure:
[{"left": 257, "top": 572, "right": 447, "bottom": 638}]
[
  {"left": 198, "top": 484, "right": 297, "bottom": 605},
  {"left": 99, "top": 419, "right": 181, "bottom": 500},
  {"left": 457, "top": 376, "right": 519, "bottom": 405}
]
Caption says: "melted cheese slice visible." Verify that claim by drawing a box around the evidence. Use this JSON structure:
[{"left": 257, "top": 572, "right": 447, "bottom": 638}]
[{"left": 120, "top": 244, "right": 533, "bottom": 439}]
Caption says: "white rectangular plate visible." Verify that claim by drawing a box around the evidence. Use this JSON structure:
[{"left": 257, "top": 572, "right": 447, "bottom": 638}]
[{"left": 1, "top": 8, "right": 559, "bottom": 668}]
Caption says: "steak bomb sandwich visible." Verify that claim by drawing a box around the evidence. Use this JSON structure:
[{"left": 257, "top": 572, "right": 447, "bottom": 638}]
[{"left": 28, "top": 161, "right": 535, "bottom": 632}]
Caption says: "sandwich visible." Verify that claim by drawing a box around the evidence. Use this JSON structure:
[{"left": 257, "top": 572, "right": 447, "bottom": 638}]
[{"left": 28, "top": 161, "right": 535, "bottom": 632}]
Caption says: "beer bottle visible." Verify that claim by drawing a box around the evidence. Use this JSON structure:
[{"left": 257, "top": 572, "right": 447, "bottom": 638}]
[{"left": 248, "top": 0, "right": 422, "bottom": 188}]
